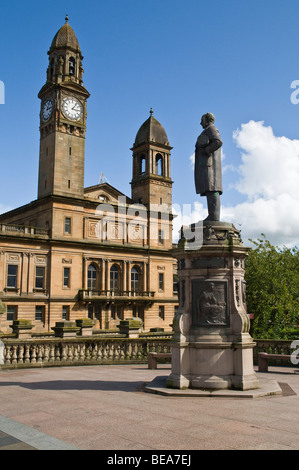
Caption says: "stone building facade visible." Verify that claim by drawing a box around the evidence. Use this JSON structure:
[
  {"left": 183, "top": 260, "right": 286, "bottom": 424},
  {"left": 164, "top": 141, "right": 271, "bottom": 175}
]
[{"left": 0, "top": 17, "right": 178, "bottom": 333}]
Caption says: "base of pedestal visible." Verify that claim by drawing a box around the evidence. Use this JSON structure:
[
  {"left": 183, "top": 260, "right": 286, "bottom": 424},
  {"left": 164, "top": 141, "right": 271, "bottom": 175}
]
[
  {"left": 168, "top": 340, "right": 259, "bottom": 391},
  {"left": 146, "top": 376, "right": 282, "bottom": 398}
]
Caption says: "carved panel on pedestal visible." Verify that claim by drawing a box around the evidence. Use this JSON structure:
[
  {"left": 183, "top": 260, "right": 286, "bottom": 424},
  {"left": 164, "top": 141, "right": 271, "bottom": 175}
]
[{"left": 192, "top": 279, "right": 229, "bottom": 327}]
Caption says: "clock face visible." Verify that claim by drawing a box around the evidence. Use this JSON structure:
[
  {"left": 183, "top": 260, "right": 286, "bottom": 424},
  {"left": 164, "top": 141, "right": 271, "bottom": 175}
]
[
  {"left": 62, "top": 97, "right": 83, "bottom": 121},
  {"left": 42, "top": 99, "right": 53, "bottom": 121}
]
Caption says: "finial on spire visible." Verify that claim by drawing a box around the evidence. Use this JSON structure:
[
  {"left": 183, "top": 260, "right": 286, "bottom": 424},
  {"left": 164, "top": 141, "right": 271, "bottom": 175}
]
[
  {"left": 150, "top": 108, "right": 153, "bottom": 116},
  {"left": 65, "top": 14, "right": 69, "bottom": 23}
]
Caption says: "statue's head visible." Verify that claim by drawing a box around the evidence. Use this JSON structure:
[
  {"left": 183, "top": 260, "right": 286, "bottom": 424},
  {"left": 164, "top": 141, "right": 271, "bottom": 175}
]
[{"left": 201, "top": 113, "right": 215, "bottom": 128}]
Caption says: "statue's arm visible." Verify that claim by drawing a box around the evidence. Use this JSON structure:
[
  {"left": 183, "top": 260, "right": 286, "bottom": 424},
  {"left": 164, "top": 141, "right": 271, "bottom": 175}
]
[{"left": 204, "top": 138, "right": 222, "bottom": 155}]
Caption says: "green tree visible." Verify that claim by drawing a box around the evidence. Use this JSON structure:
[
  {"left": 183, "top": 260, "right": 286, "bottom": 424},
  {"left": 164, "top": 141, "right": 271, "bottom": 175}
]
[{"left": 245, "top": 235, "right": 299, "bottom": 339}]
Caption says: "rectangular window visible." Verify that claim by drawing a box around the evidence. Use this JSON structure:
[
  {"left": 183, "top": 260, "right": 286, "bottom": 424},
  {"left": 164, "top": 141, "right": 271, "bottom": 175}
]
[
  {"left": 7, "top": 305, "right": 17, "bottom": 322},
  {"left": 63, "top": 267, "right": 70, "bottom": 288},
  {"left": 64, "top": 217, "right": 71, "bottom": 235},
  {"left": 35, "top": 306, "right": 44, "bottom": 322},
  {"left": 35, "top": 266, "right": 45, "bottom": 289},
  {"left": 173, "top": 274, "right": 178, "bottom": 294},
  {"left": 159, "top": 306, "right": 165, "bottom": 319},
  {"left": 7, "top": 265, "right": 18, "bottom": 288},
  {"left": 62, "top": 305, "right": 69, "bottom": 320},
  {"left": 159, "top": 273, "right": 164, "bottom": 291},
  {"left": 158, "top": 229, "right": 163, "bottom": 244}
]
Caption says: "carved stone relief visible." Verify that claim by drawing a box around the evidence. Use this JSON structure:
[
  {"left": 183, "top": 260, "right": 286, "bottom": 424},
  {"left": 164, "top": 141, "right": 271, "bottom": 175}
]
[{"left": 192, "top": 279, "right": 229, "bottom": 327}]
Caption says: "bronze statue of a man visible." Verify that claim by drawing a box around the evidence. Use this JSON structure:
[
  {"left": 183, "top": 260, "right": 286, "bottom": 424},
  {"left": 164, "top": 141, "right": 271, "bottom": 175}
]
[{"left": 194, "top": 113, "right": 223, "bottom": 221}]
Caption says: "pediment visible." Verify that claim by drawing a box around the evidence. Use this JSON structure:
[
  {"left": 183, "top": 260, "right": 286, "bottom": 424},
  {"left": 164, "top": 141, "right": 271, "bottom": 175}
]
[{"left": 84, "top": 182, "right": 132, "bottom": 205}]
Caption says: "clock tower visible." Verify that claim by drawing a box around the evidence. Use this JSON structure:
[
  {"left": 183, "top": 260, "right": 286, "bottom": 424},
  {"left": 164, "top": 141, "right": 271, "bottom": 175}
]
[{"left": 38, "top": 16, "right": 90, "bottom": 199}]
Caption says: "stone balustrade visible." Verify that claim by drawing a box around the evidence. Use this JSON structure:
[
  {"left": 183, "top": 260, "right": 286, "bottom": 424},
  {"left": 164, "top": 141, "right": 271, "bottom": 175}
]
[
  {"left": 0, "top": 334, "right": 296, "bottom": 370},
  {"left": 0, "top": 336, "right": 172, "bottom": 369},
  {"left": 253, "top": 339, "right": 296, "bottom": 364},
  {"left": 0, "top": 223, "right": 49, "bottom": 238}
]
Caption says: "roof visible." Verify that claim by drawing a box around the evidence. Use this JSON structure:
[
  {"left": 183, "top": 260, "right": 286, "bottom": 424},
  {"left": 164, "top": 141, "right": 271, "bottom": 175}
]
[
  {"left": 50, "top": 15, "right": 80, "bottom": 52},
  {"left": 134, "top": 109, "right": 170, "bottom": 147}
]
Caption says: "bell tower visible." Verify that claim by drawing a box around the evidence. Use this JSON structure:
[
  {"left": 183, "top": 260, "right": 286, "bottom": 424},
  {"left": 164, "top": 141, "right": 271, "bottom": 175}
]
[
  {"left": 37, "top": 15, "right": 90, "bottom": 199},
  {"left": 131, "top": 109, "right": 173, "bottom": 208},
  {"left": 131, "top": 109, "right": 173, "bottom": 249}
]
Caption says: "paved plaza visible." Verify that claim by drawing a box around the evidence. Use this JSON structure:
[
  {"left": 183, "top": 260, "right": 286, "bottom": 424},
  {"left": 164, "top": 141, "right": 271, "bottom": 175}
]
[{"left": 0, "top": 364, "right": 298, "bottom": 451}]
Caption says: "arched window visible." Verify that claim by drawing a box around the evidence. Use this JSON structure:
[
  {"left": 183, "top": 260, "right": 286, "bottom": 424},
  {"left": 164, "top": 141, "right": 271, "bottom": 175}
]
[
  {"left": 156, "top": 154, "right": 163, "bottom": 176},
  {"left": 69, "top": 57, "right": 76, "bottom": 76},
  {"left": 140, "top": 155, "right": 146, "bottom": 175},
  {"left": 110, "top": 265, "right": 119, "bottom": 292},
  {"left": 131, "top": 266, "right": 140, "bottom": 292},
  {"left": 87, "top": 264, "right": 97, "bottom": 291}
]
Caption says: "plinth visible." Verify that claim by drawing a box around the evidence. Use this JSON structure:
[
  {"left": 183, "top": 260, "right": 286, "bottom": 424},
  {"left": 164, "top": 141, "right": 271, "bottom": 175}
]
[{"left": 167, "top": 221, "right": 259, "bottom": 391}]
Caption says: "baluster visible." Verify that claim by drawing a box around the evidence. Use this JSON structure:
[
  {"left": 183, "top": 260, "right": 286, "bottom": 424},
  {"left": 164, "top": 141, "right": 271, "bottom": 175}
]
[
  {"left": 43, "top": 344, "right": 50, "bottom": 363},
  {"left": 91, "top": 342, "right": 97, "bottom": 361},
  {"left": 37, "top": 345, "right": 43, "bottom": 363},
  {"left": 126, "top": 341, "right": 133, "bottom": 359},
  {"left": 73, "top": 343, "right": 79, "bottom": 362},
  {"left": 5, "top": 345, "right": 12, "bottom": 364},
  {"left": 119, "top": 341, "right": 125, "bottom": 360},
  {"left": 48, "top": 344, "right": 55, "bottom": 362},
  {"left": 85, "top": 343, "right": 91, "bottom": 361},
  {"left": 67, "top": 344, "right": 73, "bottom": 362},
  {"left": 11, "top": 345, "right": 18, "bottom": 364},
  {"left": 101, "top": 342, "right": 107, "bottom": 361},
  {"left": 55, "top": 344, "right": 61, "bottom": 362},
  {"left": 18, "top": 345, "right": 24, "bottom": 364},
  {"left": 114, "top": 342, "right": 120, "bottom": 360},
  {"left": 61, "top": 344, "right": 67, "bottom": 362},
  {"left": 79, "top": 343, "right": 85, "bottom": 362},
  {"left": 31, "top": 345, "right": 37, "bottom": 364},
  {"left": 135, "top": 342, "right": 141, "bottom": 360},
  {"left": 24, "top": 344, "right": 30, "bottom": 363},
  {"left": 97, "top": 342, "right": 103, "bottom": 362}
]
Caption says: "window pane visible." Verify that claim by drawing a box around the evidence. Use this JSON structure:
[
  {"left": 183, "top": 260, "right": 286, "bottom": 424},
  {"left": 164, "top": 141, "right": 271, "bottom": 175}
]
[
  {"left": 64, "top": 267, "right": 70, "bottom": 287},
  {"left": 7, "top": 265, "right": 17, "bottom": 288},
  {"left": 131, "top": 267, "right": 139, "bottom": 291},
  {"left": 62, "top": 306, "right": 69, "bottom": 320},
  {"left": 35, "top": 306, "right": 44, "bottom": 321},
  {"left": 159, "top": 273, "right": 164, "bottom": 290},
  {"left": 88, "top": 264, "right": 97, "bottom": 290},
  {"left": 159, "top": 306, "right": 165, "bottom": 319},
  {"left": 110, "top": 266, "right": 119, "bottom": 291},
  {"left": 158, "top": 230, "right": 163, "bottom": 244},
  {"left": 35, "top": 266, "right": 45, "bottom": 289},
  {"left": 7, "top": 306, "right": 16, "bottom": 321},
  {"left": 65, "top": 218, "right": 71, "bottom": 234}
]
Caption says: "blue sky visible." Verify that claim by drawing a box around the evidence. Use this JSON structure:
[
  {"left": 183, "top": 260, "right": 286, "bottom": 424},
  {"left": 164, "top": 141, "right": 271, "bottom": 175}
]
[{"left": 1, "top": 0, "right": 299, "bottom": 246}]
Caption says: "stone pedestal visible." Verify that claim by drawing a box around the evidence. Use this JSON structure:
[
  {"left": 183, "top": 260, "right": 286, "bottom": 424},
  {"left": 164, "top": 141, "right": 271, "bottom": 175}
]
[
  {"left": 167, "top": 221, "right": 259, "bottom": 391},
  {"left": 11, "top": 320, "right": 33, "bottom": 339},
  {"left": 118, "top": 318, "right": 143, "bottom": 338},
  {"left": 76, "top": 318, "right": 94, "bottom": 336},
  {"left": 52, "top": 321, "right": 80, "bottom": 338}
]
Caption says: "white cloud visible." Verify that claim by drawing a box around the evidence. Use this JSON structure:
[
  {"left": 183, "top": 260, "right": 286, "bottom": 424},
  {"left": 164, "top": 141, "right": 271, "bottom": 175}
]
[
  {"left": 223, "top": 121, "right": 299, "bottom": 247},
  {"left": 182, "top": 121, "right": 299, "bottom": 247}
]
